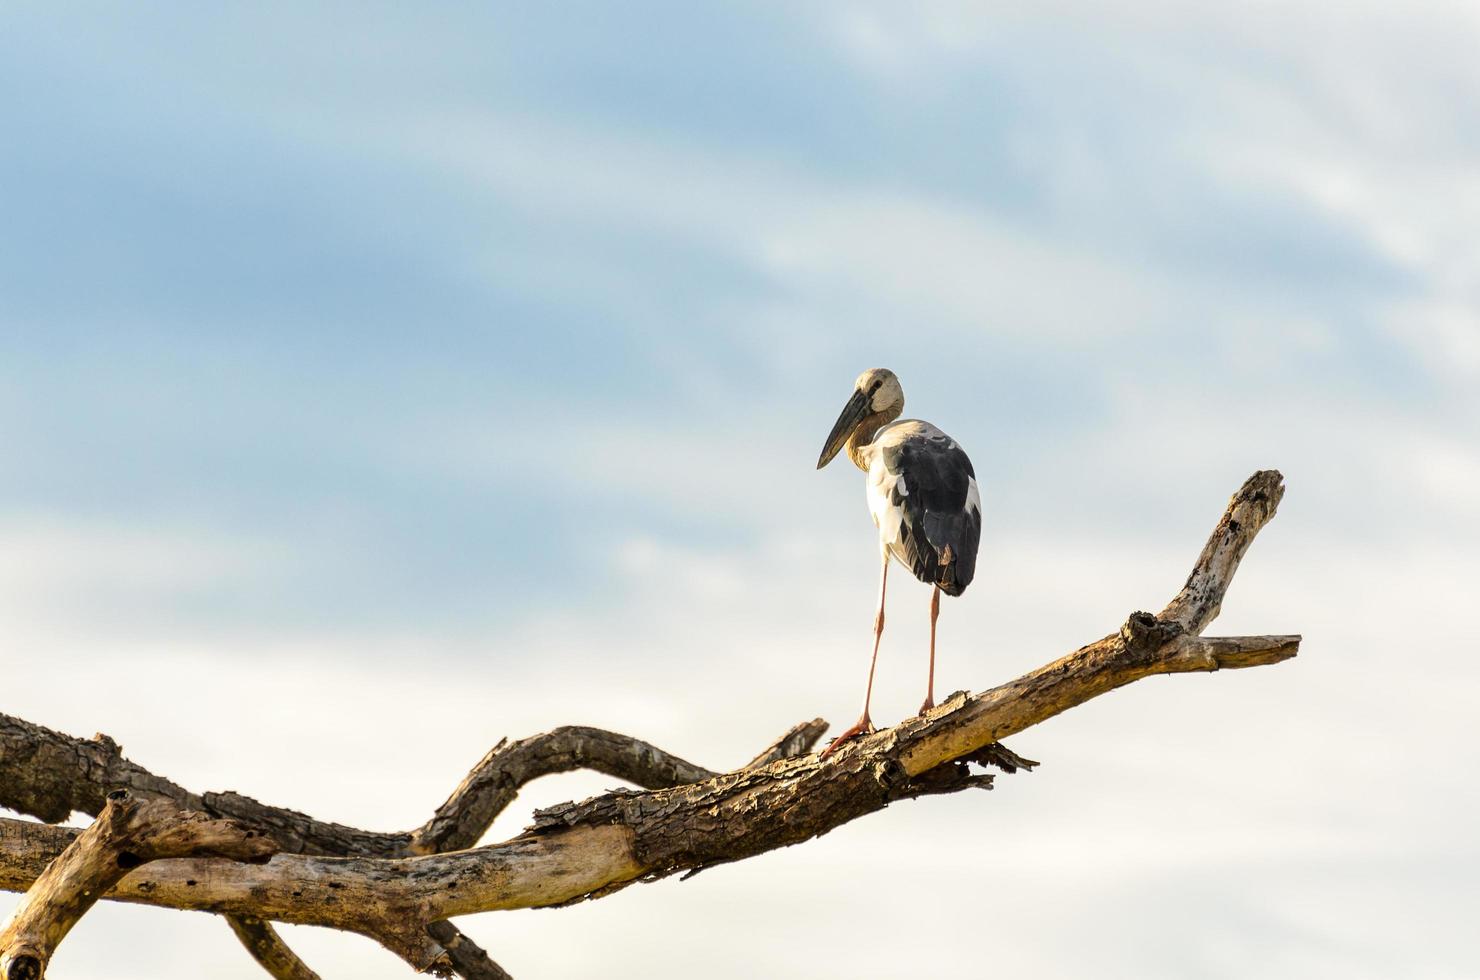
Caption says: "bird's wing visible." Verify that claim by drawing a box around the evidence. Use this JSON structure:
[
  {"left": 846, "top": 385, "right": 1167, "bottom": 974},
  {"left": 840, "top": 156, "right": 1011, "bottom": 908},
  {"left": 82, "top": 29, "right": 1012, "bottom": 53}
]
[{"left": 870, "top": 427, "right": 982, "bottom": 596}]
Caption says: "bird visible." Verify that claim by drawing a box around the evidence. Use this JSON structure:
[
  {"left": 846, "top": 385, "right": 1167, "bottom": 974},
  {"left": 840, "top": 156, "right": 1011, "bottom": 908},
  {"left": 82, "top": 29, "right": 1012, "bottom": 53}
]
[{"left": 815, "top": 367, "right": 982, "bottom": 757}]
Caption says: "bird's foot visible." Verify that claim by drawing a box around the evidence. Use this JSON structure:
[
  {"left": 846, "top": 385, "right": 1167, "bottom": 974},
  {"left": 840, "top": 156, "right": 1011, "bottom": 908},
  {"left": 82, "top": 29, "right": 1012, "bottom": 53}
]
[
  {"left": 819, "top": 716, "right": 875, "bottom": 759},
  {"left": 917, "top": 696, "right": 935, "bottom": 716}
]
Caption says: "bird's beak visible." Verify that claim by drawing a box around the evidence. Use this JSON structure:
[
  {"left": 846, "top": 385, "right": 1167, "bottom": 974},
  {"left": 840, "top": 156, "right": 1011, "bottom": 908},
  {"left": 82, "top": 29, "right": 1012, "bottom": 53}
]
[{"left": 817, "top": 388, "right": 870, "bottom": 469}]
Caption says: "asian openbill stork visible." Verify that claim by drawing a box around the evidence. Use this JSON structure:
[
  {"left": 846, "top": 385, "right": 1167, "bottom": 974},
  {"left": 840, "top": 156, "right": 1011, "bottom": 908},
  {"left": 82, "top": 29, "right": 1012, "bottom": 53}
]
[{"left": 816, "top": 368, "right": 981, "bottom": 756}]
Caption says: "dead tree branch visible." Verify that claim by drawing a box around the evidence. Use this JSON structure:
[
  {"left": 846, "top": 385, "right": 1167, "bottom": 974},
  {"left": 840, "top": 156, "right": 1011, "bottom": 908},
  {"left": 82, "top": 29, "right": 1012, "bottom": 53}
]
[
  {"left": 742, "top": 719, "right": 830, "bottom": 769},
  {"left": 0, "top": 790, "right": 276, "bottom": 979},
  {"left": 409, "top": 726, "right": 722, "bottom": 855},
  {"left": 225, "top": 917, "right": 322, "bottom": 980},
  {"left": 0, "top": 710, "right": 824, "bottom": 975},
  {"left": 0, "top": 470, "right": 1297, "bottom": 976}
]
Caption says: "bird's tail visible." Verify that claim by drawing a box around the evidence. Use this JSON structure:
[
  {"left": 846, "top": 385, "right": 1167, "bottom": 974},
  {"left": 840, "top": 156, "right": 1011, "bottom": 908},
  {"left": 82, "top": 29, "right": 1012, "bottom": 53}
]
[{"left": 934, "top": 536, "right": 978, "bottom": 597}]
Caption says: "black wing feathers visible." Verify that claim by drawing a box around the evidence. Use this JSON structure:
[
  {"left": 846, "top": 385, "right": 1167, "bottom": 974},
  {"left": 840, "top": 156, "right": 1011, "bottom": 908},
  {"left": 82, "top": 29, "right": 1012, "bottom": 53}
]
[{"left": 882, "top": 432, "right": 981, "bottom": 596}]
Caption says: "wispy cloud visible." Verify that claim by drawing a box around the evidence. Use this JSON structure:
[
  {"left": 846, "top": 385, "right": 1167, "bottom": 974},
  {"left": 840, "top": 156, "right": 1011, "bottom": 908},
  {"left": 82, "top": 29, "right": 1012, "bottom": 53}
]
[{"left": 2, "top": 2, "right": 1476, "bottom": 978}]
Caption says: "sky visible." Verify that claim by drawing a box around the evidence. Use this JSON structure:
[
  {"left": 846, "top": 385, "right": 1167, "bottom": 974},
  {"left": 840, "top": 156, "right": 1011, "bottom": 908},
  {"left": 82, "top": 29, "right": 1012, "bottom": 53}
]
[{"left": 1, "top": 2, "right": 1477, "bottom": 977}]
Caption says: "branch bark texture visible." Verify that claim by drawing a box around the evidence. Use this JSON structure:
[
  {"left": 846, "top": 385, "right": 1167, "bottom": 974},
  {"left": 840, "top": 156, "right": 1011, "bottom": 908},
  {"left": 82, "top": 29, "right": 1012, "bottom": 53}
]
[
  {"left": 0, "top": 791, "right": 276, "bottom": 979},
  {"left": 0, "top": 470, "right": 1297, "bottom": 976}
]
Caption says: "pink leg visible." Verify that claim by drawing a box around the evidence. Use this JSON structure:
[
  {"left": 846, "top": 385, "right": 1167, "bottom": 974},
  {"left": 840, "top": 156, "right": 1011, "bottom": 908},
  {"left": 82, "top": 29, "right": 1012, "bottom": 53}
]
[
  {"left": 919, "top": 585, "right": 940, "bottom": 715},
  {"left": 822, "top": 552, "right": 889, "bottom": 757}
]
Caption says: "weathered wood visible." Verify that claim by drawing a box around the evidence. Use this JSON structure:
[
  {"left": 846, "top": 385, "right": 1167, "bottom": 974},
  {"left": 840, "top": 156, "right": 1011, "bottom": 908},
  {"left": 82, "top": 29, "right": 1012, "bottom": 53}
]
[
  {"left": 0, "top": 726, "right": 201, "bottom": 826},
  {"left": 409, "top": 727, "right": 721, "bottom": 855},
  {"left": 225, "top": 918, "right": 322, "bottom": 980},
  {"left": 0, "top": 716, "right": 410, "bottom": 976},
  {"left": 0, "top": 627, "right": 1292, "bottom": 938},
  {"left": 0, "top": 710, "right": 826, "bottom": 978},
  {"left": 0, "top": 716, "right": 812, "bottom": 861},
  {"left": 0, "top": 791, "right": 276, "bottom": 979},
  {"left": 0, "top": 470, "right": 1298, "bottom": 976},
  {"left": 427, "top": 922, "right": 513, "bottom": 980},
  {"left": 741, "top": 719, "right": 829, "bottom": 769},
  {"left": 0, "top": 717, "right": 407, "bottom": 976},
  {"left": 523, "top": 635, "right": 1296, "bottom": 886},
  {"left": 1160, "top": 469, "right": 1284, "bottom": 634}
]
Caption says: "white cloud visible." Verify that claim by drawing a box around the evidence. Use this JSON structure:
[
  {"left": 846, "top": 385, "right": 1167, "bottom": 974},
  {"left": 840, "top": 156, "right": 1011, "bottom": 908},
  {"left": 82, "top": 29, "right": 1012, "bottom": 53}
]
[
  {"left": 1385, "top": 300, "right": 1480, "bottom": 381},
  {"left": 757, "top": 191, "right": 1168, "bottom": 341},
  {"left": 1403, "top": 430, "right": 1480, "bottom": 510},
  {"left": 5, "top": 463, "right": 1475, "bottom": 978},
  {"left": 352, "top": 110, "right": 1176, "bottom": 346},
  {"left": 822, "top": 1, "right": 1480, "bottom": 391},
  {"left": 5, "top": 4, "right": 1479, "bottom": 977},
  {"left": 0, "top": 517, "right": 278, "bottom": 591}
]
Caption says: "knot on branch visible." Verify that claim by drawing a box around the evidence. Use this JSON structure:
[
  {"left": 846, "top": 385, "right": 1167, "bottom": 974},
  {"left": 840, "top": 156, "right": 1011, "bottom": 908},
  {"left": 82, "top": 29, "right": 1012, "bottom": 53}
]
[
  {"left": 4, "top": 952, "right": 40, "bottom": 980},
  {"left": 871, "top": 758, "right": 907, "bottom": 791},
  {"left": 1120, "top": 611, "right": 1182, "bottom": 652}
]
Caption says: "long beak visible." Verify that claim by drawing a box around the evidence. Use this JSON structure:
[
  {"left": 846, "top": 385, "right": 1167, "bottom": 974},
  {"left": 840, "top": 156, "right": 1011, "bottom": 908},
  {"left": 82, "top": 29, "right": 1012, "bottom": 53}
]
[{"left": 817, "top": 388, "right": 870, "bottom": 469}]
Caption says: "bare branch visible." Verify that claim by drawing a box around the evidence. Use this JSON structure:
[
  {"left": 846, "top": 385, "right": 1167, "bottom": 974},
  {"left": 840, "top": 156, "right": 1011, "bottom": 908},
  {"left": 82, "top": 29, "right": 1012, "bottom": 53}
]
[
  {"left": 1159, "top": 469, "right": 1285, "bottom": 633},
  {"left": 408, "top": 716, "right": 829, "bottom": 858},
  {"left": 0, "top": 725, "right": 202, "bottom": 826},
  {"left": 0, "top": 471, "right": 1298, "bottom": 975},
  {"left": 1168, "top": 634, "right": 1302, "bottom": 670},
  {"left": 225, "top": 918, "right": 322, "bottom": 980},
  {"left": 742, "top": 719, "right": 829, "bottom": 769},
  {"left": 0, "top": 705, "right": 823, "bottom": 977},
  {"left": 0, "top": 623, "right": 1294, "bottom": 929},
  {"left": 410, "top": 727, "right": 719, "bottom": 855},
  {"left": 426, "top": 922, "right": 513, "bottom": 980},
  {"left": 0, "top": 716, "right": 403, "bottom": 976},
  {"left": 0, "top": 713, "right": 409, "bottom": 857},
  {"left": 0, "top": 791, "right": 276, "bottom": 979}
]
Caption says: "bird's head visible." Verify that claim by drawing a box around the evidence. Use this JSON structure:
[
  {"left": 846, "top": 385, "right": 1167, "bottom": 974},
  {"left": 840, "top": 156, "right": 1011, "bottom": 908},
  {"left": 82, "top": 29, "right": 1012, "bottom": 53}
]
[{"left": 816, "top": 368, "right": 904, "bottom": 469}]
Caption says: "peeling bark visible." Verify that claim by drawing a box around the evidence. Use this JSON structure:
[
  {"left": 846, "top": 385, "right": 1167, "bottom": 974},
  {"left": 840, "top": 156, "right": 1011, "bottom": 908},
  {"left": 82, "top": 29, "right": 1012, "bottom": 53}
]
[
  {"left": 0, "top": 791, "right": 276, "bottom": 979},
  {"left": 0, "top": 470, "right": 1298, "bottom": 977},
  {"left": 0, "top": 709, "right": 826, "bottom": 976},
  {"left": 409, "top": 726, "right": 723, "bottom": 855}
]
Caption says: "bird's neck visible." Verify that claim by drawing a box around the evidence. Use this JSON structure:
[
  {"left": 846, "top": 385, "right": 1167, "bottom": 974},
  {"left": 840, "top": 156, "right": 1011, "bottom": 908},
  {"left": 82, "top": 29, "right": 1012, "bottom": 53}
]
[{"left": 847, "top": 404, "right": 902, "bottom": 472}]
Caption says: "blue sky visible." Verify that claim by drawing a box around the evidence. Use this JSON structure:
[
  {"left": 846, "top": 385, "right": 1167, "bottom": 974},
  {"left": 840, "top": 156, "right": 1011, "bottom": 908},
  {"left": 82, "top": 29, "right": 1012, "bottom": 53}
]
[{"left": 2, "top": 4, "right": 1478, "bottom": 978}]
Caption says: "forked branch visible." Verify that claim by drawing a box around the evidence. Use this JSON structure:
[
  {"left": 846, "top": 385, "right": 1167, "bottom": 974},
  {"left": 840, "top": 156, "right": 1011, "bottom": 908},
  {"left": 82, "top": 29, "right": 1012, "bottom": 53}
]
[
  {"left": 0, "top": 791, "right": 276, "bottom": 979},
  {"left": 0, "top": 711, "right": 824, "bottom": 975},
  {"left": 0, "top": 470, "right": 1297, "bottom": 977}
]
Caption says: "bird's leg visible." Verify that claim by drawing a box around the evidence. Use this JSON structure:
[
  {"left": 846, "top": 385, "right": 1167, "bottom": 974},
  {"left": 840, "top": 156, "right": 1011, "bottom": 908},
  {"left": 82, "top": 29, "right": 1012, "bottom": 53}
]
[
  {"left": 822, "top": 553, "right": 889, "bottom": 758},
  {"left": 919, "top": 585, "right": 940, "bottom": 715}
]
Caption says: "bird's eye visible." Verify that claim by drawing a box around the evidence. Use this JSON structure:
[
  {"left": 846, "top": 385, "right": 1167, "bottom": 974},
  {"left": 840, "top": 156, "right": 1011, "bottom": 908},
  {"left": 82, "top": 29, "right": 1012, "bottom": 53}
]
[{"left": 869, "top": 380, "right": 883, "bottom": 394}]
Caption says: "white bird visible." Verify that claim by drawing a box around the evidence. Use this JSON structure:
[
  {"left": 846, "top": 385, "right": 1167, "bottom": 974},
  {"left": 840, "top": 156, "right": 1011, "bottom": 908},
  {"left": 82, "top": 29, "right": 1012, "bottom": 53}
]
[{"left": 815, "top": 368, "right": 982, "bottom": 755}]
